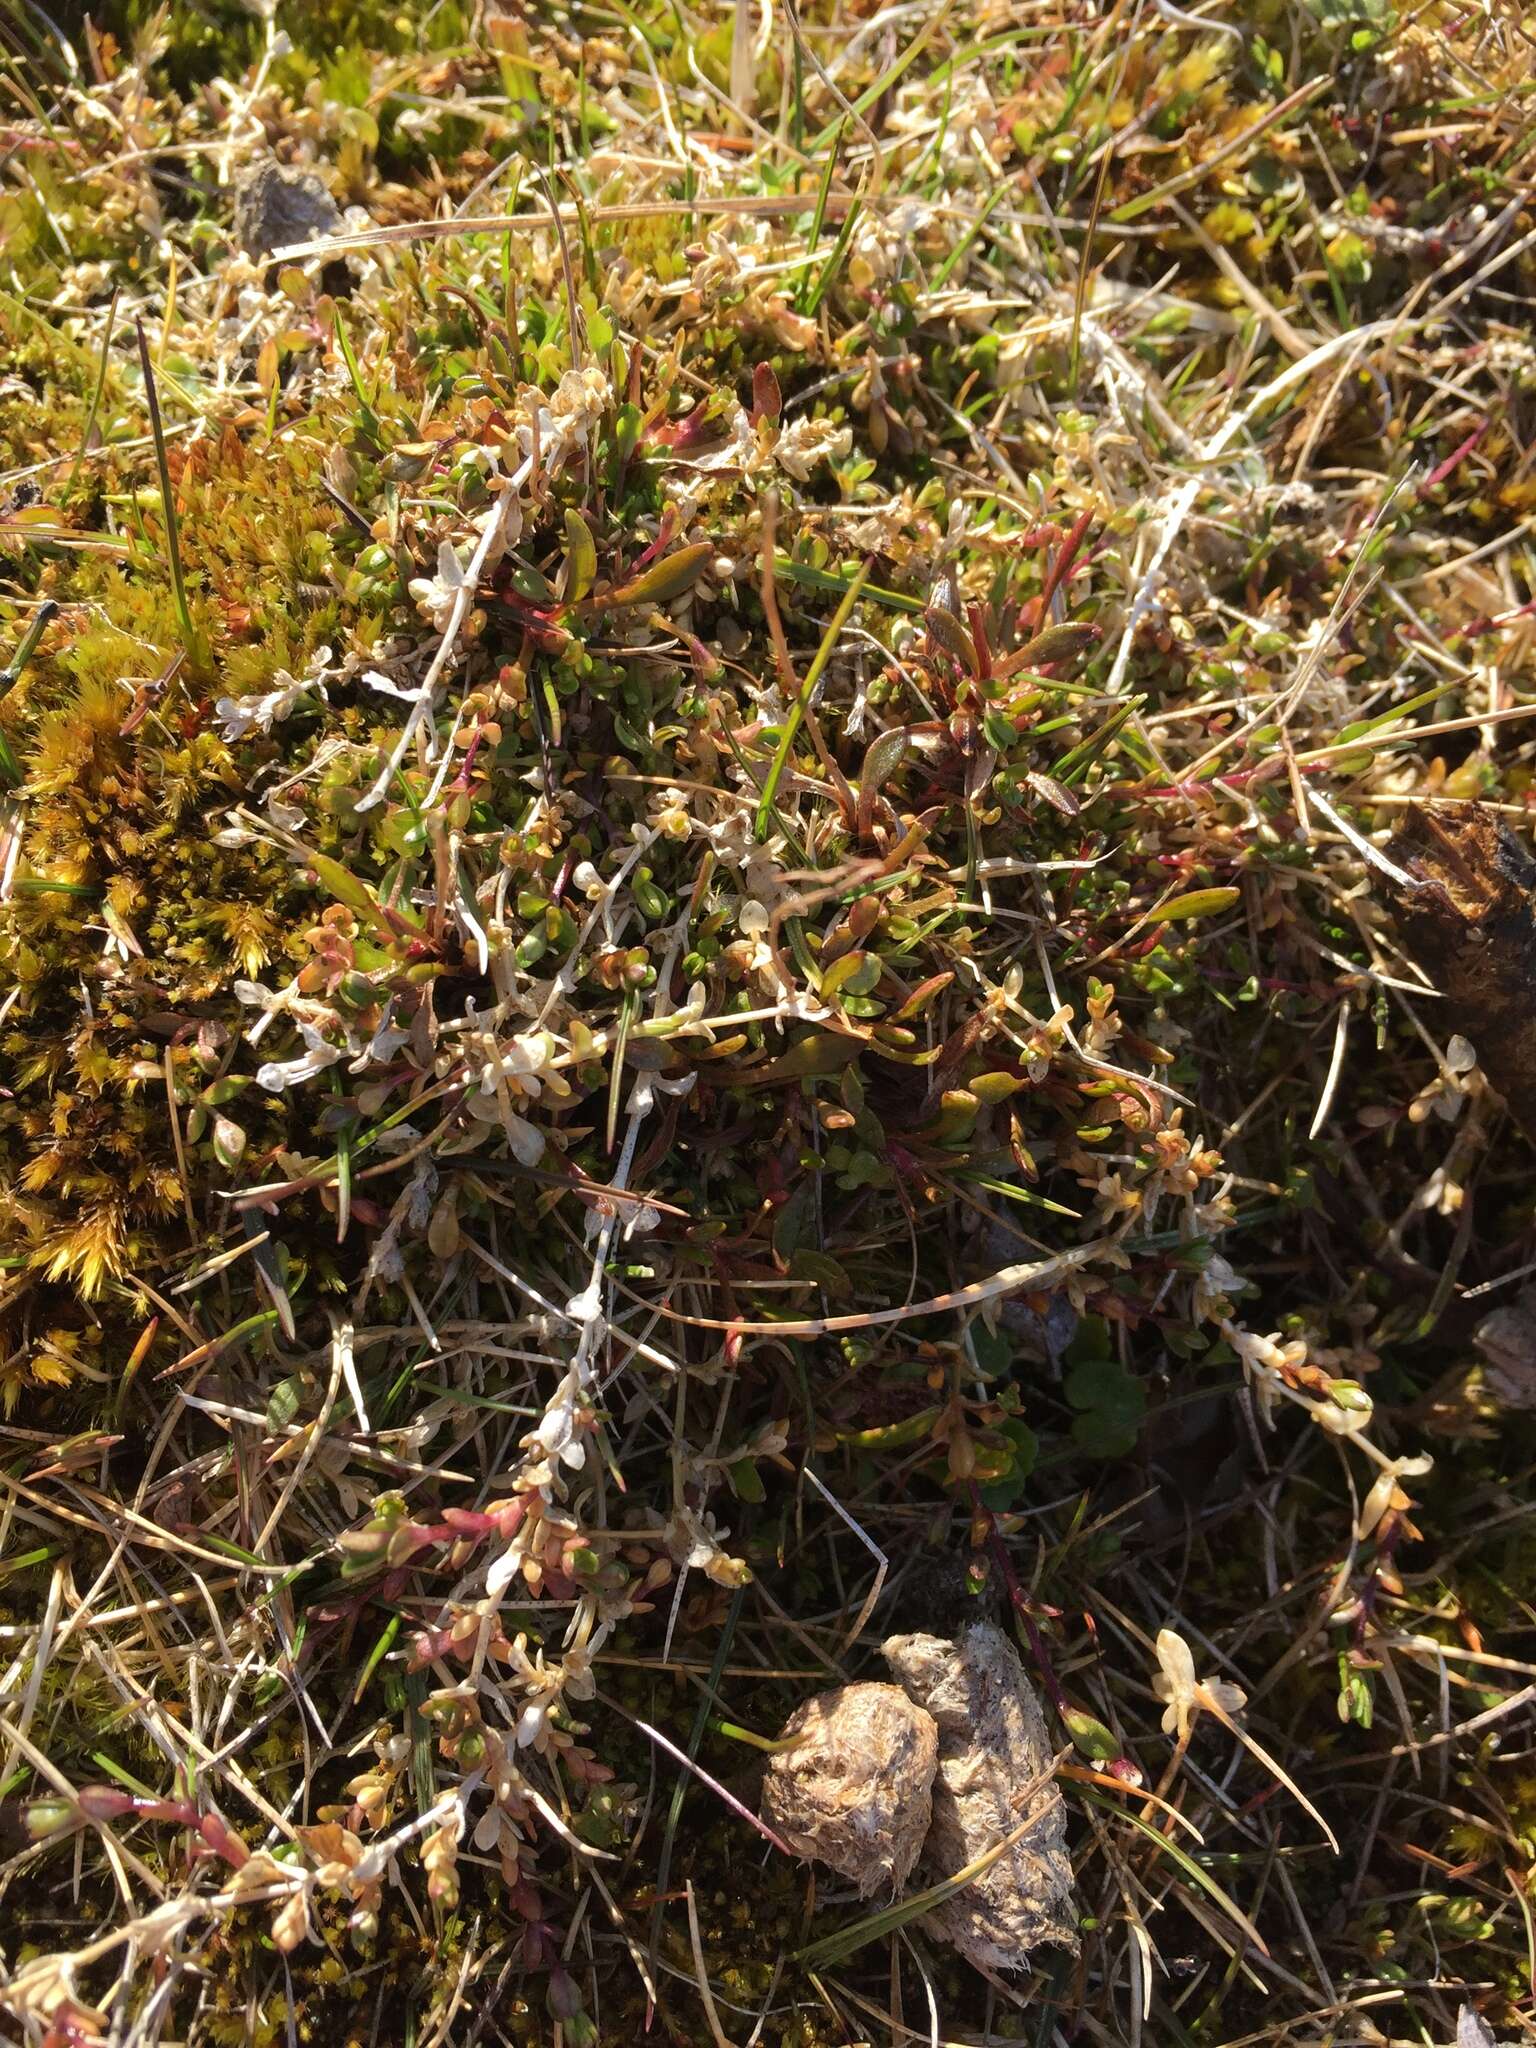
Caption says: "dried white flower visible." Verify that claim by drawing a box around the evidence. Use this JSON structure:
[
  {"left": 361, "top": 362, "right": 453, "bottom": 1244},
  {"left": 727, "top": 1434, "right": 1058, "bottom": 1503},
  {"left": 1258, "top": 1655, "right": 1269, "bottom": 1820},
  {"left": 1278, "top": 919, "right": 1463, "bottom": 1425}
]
[
  {"left": 1356, "top": 1452, "right": 1433, "bottom": 1542},
  {"left": 216, "top": 645, "right": 337, "bottom": 741},
  {"left": 775, "top": 415, "right": 853, "bottom": 481},
  {"left": 256, "top": 1020, "right": 343, "bottom": 1092},
  {"left": 408, "top": 540, "right": 470, "bottom": 631}
]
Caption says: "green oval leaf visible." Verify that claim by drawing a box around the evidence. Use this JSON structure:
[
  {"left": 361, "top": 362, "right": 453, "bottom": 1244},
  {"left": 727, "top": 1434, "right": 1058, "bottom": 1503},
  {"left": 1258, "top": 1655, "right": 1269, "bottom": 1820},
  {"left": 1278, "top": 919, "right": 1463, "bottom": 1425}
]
[
  {"left": 1061, "top": 1706, "right": 1121, "bottom": 1762},
  {"left": 924, "top": 601, "right": 974, "bottom": 669},
  {"left": 860, "top": 727, "right": 910, "bottom": 793},
  {"left": 822, "top": 950, "right": 881, "bottom": 999},
  {"left": 969, "top": 1070, "right": 1024, "bottom": 1105},
  {"left": 563, "top": 507, "right": 597, "bottom": 602},
  {"left": 1157, "top": 886, "right": 1241, "bottom": 921},
  {"left": 609, "top": 540, "right": 714, "bottom": 607},
  {"left": 1016, "top": 621, "right": 1100, "bottom": 666}
]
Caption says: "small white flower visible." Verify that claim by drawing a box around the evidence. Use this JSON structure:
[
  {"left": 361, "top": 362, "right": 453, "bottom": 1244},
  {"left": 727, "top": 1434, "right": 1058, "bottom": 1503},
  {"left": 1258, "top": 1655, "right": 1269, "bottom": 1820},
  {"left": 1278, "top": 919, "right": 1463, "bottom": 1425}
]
[
  {"left": 349, "top": 1001, "right": 410, "bottom": 1070},
  {"left": 1152, "top": 1628, "right": 1247, "bottom": 1742},
  {"left": 533, "top": 1381, "right": 586, "bottom": 1470},
  {"left": 216, "top": 646, "right": 337, "bottom": 741},
  {"left": 485, "top": 1540, "right": 521, "bottom": 1600},
  {"left": 664, "top": 1507, "right": 752, "bottom": 1588},
  {"left": 685, "top": 403, "right": 756, "bottom": 476},
  {"left": 515, "top": 1697, "right": 550, "bottom": 1747},
  {"left": 624, "top": 1067, "right": 696, "bottom": 1117},
  {"left": 256, "top": 1021, "right": 343, "bottom": 1092},
  {"left": 215, "top": 676, "right": 310, "bottom": 741},
  {"left": 535, "top": 1403, "right": 573, "bottom": 1456},
  {"left": 501, "top": 1030, "right": 558, "bottom": 1086},
  {"left": 565, "top": 1281, "right": 603, "bottom": 1326},
  {"left": 1202, "top": 1254, "right": 1242, "bottom": 1296},
  {"left": 1151, "top": 1625, "right": 1339, "bottom": 1851},
  {"left": 363, "top": 668, "right": 431, "bottom": 704},
  {"left": 233, "top": 978, "right": 281, "bottom": 1009},
  {"left": 648, "top": 785, "right": 693, "bottom": 840}
]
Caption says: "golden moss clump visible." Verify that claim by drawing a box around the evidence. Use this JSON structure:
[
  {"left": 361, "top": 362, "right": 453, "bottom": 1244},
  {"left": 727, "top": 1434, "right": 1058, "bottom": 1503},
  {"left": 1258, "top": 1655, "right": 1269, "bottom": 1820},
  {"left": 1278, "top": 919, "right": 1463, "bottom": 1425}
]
[
  {"left": 0, "top": 622, "right": 305, "bottom": 1318},
  {"left": 0, "top": 421, "right": 341, "bottom": 1360}
]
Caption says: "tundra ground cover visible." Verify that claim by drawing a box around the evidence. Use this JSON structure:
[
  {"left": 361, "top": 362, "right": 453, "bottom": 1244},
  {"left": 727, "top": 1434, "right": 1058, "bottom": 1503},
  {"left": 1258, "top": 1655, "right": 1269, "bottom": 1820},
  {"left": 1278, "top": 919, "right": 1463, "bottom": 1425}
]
[{"left": 3, "top": 2, "right": 1536, "bottom": 2042}]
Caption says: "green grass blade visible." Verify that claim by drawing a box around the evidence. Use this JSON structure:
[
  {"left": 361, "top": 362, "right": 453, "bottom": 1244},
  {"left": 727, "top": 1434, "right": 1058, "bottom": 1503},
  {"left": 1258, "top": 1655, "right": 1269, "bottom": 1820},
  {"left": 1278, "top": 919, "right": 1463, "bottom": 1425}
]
[
  {"left": 134, "top": 317, "right": 206, "bottom": 675},
  {"left": 755, "top": 557, "right": 872, "bottom": 839}
]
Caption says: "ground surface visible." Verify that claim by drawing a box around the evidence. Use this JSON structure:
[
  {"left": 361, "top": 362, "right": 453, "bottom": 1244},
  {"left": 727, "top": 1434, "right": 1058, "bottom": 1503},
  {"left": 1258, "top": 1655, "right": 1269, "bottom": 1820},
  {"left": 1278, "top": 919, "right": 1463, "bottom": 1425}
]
[{"left": 2, "top": 1, "right": 1536, "bottom": 2043}]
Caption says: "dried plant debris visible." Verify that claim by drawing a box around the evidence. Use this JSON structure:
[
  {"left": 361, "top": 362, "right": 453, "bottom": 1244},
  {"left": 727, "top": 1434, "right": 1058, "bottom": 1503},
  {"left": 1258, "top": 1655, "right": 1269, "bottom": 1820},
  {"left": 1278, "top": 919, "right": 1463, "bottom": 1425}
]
[
  {"left": 888, "top": 1551, "right": 1003, "bottom": 1639},
  {"left": 1458, "top": 2008, "right": 1512, "bottom": 2048},
  {"left": 1388, "top": 804, "right": 1536, "bottom": 1140},
  {"left": 884, "top": 1623, "right": 1076, "bottom": 1971},
  {"left": 761, "top": 1682, "right": 939, "bottom": 1897},
  {"left": 1474, "top": 1292, "right": 1536, "bottom": 1412}
]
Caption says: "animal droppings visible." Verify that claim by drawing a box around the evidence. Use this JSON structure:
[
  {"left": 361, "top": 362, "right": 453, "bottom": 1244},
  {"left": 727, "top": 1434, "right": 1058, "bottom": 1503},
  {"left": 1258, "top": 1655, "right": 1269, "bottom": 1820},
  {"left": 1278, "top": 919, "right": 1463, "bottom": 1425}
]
[
  {"left": 884, "top": 1621, "right": 1076, "bottom": 1972},
  {"left": 761, "top": 1681, "right": 939, "bottom": 1897}
]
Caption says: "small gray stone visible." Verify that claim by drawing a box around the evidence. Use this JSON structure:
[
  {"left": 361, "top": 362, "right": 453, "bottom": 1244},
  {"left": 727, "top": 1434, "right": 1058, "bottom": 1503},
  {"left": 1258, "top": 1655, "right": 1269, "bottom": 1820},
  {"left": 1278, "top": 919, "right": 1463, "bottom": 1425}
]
[{"left": 232, "top": 162, "right": 341, "bottom": 259}]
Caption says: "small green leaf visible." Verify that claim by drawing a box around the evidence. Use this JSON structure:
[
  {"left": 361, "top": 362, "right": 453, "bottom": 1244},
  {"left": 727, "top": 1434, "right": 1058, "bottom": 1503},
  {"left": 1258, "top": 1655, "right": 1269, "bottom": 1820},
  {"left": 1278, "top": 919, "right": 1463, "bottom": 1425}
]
[
  {"left": 310, "top": 853, "right": 383, "bottom": 922},
  {"left": 773, "top": 1183, "right": 814, "bottom": 1262},
  {"left": 787, "top": 1248, "right": 852, "bottom": 1297},
  {"left": 266, "top": 1376, "right": 302, "bottom": 1431},
  {"left": 1157, "top": 886, "right": 1241, "bottom": 921},
  {"left": 310, "top": 852, "right": 422, "bottom": 940},
  {"left": 835, "top": 1406, "right": 940, "bottom": 1449},
  {"left": 891, "top": 972, "right": 953, "bottom": 1022},
  {"left": 924, "top": 601, "right": 975, "bottom": 669},
  {"left": 970, "top": 1323, "right": 1014, "bottom": 1375},
  {"left": 822, "top": 950, "right": 880, "bottom": 999},
  {"left": 563, "top": 507, "right": 598, "bottom": 602},
  {"left": 508, "top": 561, "right": 556, "bottom": 602},
  {"left": 1015, "top": 621, "right": 1099, "bottom": 667},
  {"left": 609, "top": 540, "right": 714, "bottom": 607},
  {"left": 970, "top": 1070, "right": 1024, "bottom": 1105},
  {"left": 1061, "top": 1707, "right": 1121, "bottom": 1762},
  {"left": 728, "top": 1457, "right": 766, "bottom": 1503},
  {"left": 860, "top": 727, "right": 910, "bottom": 792},
  {"left": 1065, "top": 1356, "right": 1139, "bottom": 1412},
  {"left": 1065, "top": 1355, "right": 1146, "bottom": 1457},
  {"left": 835, "top": 1147, "right": 887, "bottom": 1190}
]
